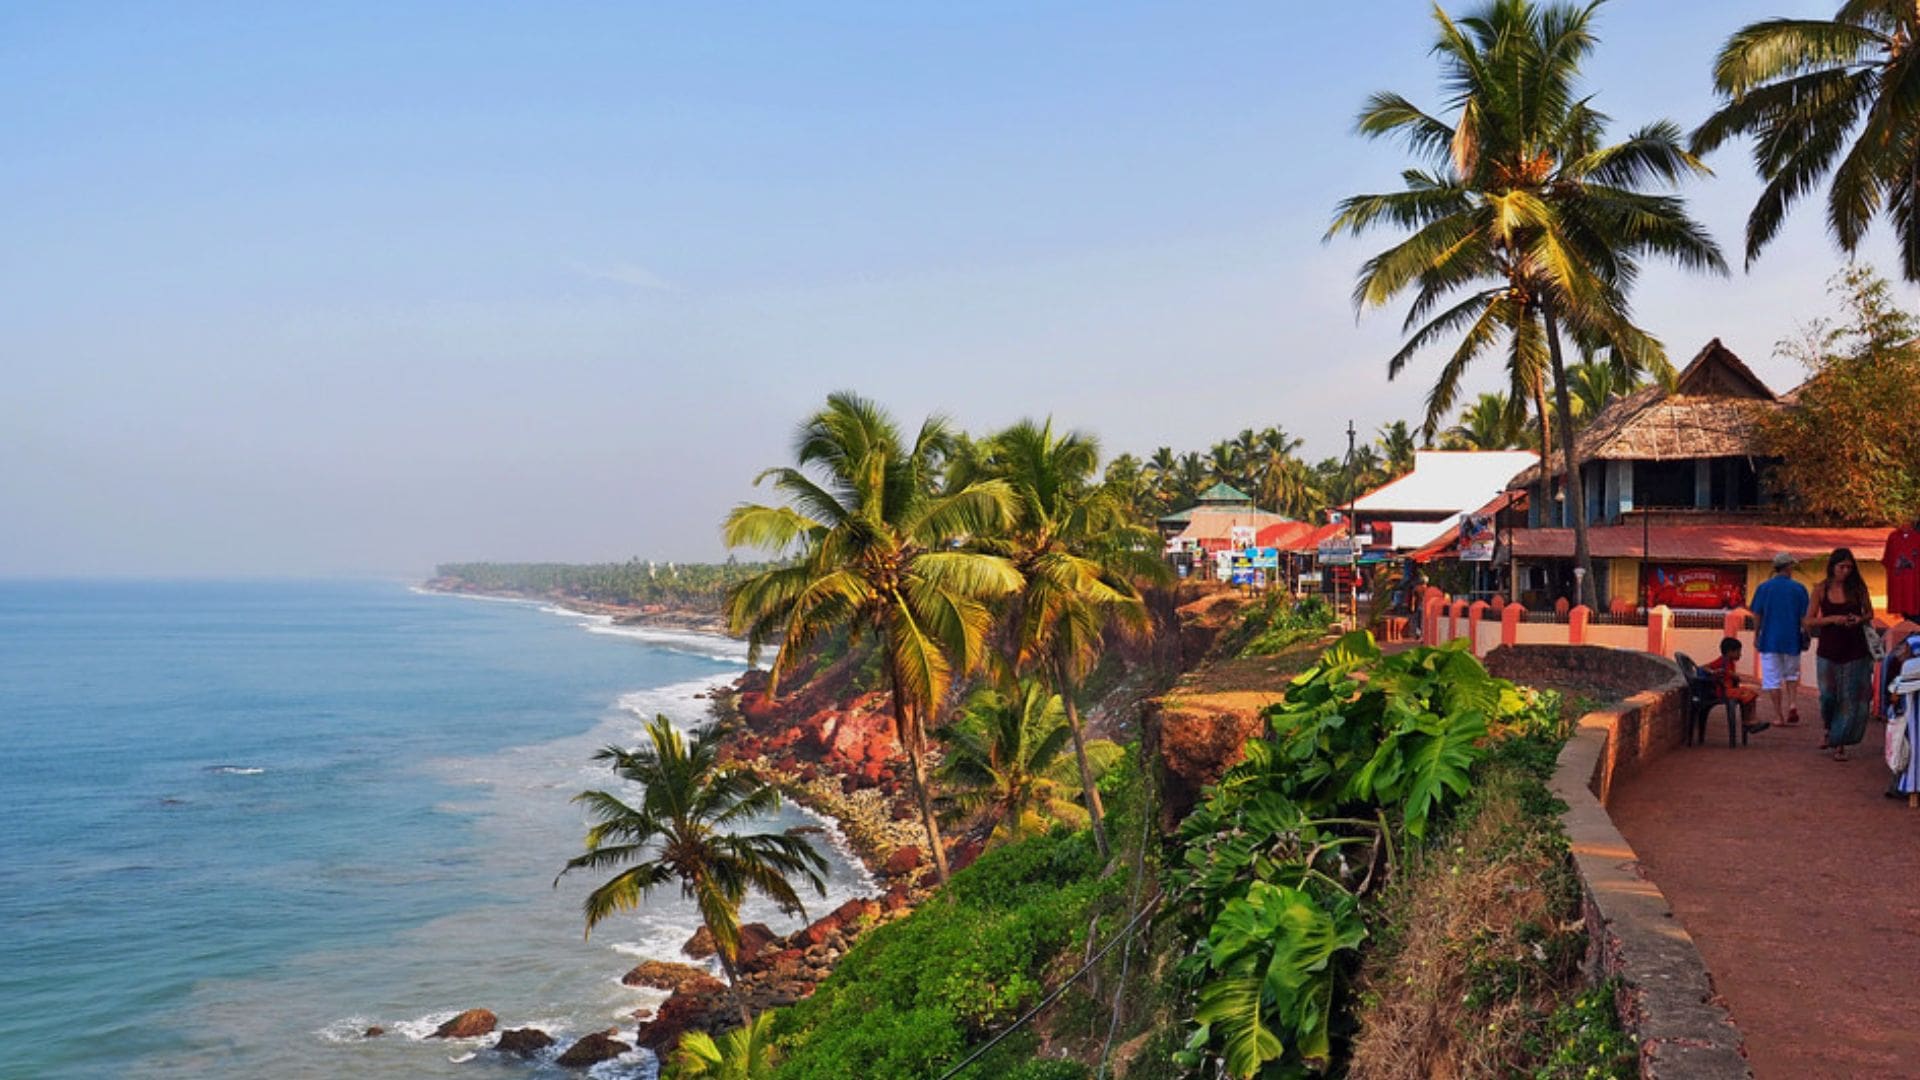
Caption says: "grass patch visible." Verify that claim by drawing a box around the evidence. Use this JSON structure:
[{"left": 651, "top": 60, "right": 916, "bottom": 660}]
[{"left": 1346, "top": 734, "right": 1635, "bottom": 1080}]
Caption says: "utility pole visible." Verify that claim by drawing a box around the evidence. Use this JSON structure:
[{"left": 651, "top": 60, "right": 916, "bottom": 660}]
[{"left": 1344, "top": 420, "right": 1358, "bottom": 629}]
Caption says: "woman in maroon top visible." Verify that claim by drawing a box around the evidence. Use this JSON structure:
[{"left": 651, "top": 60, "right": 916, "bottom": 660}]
[{"left": 1805, "top": 547, "right": 1875, "bottom": 761}]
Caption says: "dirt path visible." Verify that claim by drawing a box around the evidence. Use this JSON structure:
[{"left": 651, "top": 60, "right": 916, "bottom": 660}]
[{"left": 1606, "top": 718, "right": 1920, "bottom": 1079}]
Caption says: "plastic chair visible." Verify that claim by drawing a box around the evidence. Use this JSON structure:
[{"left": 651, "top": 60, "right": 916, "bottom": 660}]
[{"left": 1675, "top": 652, "right": 1748, "bottom": 747}]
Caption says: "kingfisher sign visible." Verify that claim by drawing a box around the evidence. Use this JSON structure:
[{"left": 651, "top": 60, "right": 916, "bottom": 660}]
[{"left": 1645, "top": 564, "right": 1747, "bottom": 610}]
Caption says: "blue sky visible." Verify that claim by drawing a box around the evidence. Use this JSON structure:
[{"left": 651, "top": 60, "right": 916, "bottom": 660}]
[{"left": 1, "top": 0, "right": 1882, "bottom": 575}]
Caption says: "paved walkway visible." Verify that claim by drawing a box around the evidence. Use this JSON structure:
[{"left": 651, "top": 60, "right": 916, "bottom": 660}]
[{"left": 1607, "top": 715, "right": 1920, "bottom": 1079}]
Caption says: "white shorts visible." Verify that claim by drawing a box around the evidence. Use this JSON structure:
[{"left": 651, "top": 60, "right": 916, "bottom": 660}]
[{"left": 1759, "top": 652, "right": 1801, "bottom": 691}]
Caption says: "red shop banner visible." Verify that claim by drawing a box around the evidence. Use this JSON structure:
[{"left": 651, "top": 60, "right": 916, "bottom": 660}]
[{"left": 1645, "top": 564, "right": 1748, "bottom": 610}]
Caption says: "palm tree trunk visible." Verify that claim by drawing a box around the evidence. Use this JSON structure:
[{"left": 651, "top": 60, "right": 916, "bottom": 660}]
[
  {"left": 888, "top": 664, "right": 951, "bottom": 884},
  {"left": 713, "top": 937, "right": 752, "bottom": 1029},
  {"left": 1542, "top": 306, "right": 1598, "bottom": 608},
  {"left": 1055, "top": 656, "right": 1109, "bottom": 860},
  {"left": 1531, "top": 378, "right": 1552, "bottom": 528}
]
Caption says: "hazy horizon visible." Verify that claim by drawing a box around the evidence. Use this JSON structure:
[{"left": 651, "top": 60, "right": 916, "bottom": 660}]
[{"left": 4, "top": 0, "right": 1891, "bottom": 578}]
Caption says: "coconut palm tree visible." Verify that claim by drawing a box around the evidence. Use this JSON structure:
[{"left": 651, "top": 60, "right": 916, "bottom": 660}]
[
  {"left": 1563, "top": 356, "right": 1646, "bottom": 430},
  {"left": 1376, "top": 420, "right": 1419, "bottom": 477},
  {"left": 1443, "top": 391, "right": 1528, "bottom": 450},
  {"left": 1173, "top": 452, "right": 1211, "bottom": 506},
  {"left": 1694, "top": 3, "right": 1920, "bottom": 280},
  {"left": 935, "top": 679, "right": 1121, "bottom": 846},
  {"left": 722, "top": 393, "right": 1024, "bottom": 884},
  {"left": 557, "top": 715, "right": 827, "bottom": 1027},
  {"left": 965, "top": 418, "right": 1158, "bottom": 858},
  {"left": 1328, "top": 0, "right": 1725, "bottom": 605}
]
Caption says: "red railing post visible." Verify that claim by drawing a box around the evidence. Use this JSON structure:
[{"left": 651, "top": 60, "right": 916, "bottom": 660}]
[
  {"left": 1425, "top": 594, "right": 1444, "bottom": 643},
  {"left": 1501, "top": 603, "right": 1524, "bottom": 646},
  {"left": 1467, "top": 600, "right": 1489, "bottom": 657},
  {"left": 1648, "top": 605, "right": 1674, "bottom": 657},
  {"left": 1569, "top": 604, "right": 1590, "bottom": 645}
]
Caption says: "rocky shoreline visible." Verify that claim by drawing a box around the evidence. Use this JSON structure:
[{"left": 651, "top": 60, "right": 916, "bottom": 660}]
[{"left": 415, "top": 578, "right": 950, "bottom": 1062}]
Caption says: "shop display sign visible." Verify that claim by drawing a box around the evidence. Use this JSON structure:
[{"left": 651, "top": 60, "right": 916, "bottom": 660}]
[
  {"left": 1645, "top": 564, "right": 1747, "bottom": 610},
  {"left": 1229, "top": 554, "right": 1256, "bottom": 586},
  {"left": 1460, "top": 513, "right": 1496, "bottom": 562}
]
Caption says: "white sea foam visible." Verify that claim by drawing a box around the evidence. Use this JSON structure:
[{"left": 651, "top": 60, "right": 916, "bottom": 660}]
[
  {"left": 204, "top": 765, "right": 265, "bottom": 776},
  {"left": 314, "top": 1017, "right": 380, "bottom": 1044},
  {"left": 409, "top": 586, "right": 540, "bottom": 606},
  {"left": 581, "top": 621, "right": 751, "bottom": 664}
]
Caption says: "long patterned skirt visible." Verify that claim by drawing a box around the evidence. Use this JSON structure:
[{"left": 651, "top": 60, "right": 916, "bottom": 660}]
[{"left": 1819, "top": 656, "right": 1873, "bottom": 747}]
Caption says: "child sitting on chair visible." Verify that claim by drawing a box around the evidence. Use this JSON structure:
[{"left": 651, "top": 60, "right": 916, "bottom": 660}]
[{"left": 1706, "top": 636, "right": 1771, "bottom": 735}]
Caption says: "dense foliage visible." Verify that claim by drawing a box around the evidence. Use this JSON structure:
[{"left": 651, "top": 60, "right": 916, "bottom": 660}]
[
  {"left": 434, "top": 560, "right": 768, "bottom": 609},
  {"left": 1164, "top": 634, "right": 1552, "bottom": 1078},
  {"left": 768, "top": 823, "right": 1124, "bottom": 1079},
  {"left": 1228, "top": 593, "right": 1335, "bottom": 658},
  {"left": 1763, "top": 264, "right": 1920, "bottom": 525}
]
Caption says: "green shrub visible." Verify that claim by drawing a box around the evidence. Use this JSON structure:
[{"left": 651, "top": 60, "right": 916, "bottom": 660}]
[
  {"left": 1165, "top": 633, "right": 1541, "bottom": 1078},
  {"left": 1228, "top": 593, "right": 1335, "bottom": 658},
  {"left": 770, "top": 828, "right": 1123, "bottom": 1079},
  {"left": 1534, "top": 982, "right": 1638, "bottom": 1080}
]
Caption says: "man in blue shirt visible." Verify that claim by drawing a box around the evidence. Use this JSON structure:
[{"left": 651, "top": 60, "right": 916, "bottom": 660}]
[{"left": 1750, "top": 552, "right": 1811, "bottom": 726}]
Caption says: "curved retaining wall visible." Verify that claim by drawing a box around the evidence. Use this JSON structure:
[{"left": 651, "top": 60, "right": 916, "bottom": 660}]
[{"left": 1483, "top": 645, "right": 1752, "bottom": 1079}]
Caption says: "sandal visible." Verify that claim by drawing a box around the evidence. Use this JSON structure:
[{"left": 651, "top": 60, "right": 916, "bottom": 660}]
[
  {"left": 1833, "top": 749, "right": 1849, "bottom": 762},
  {"left": 1786, "top": 708, "right": 1801, "bottom": 725}
]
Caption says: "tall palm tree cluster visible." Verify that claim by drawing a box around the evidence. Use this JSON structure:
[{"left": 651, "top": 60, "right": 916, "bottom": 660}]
[
  {"left": 1099, "top": 421, "right": 1424, "bottom": 527},
  {"left": 722, "top": 393, "right": 1165, "bottom": 878}
]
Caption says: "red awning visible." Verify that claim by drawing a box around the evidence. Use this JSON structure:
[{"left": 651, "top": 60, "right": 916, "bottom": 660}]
[
  {"left": 1507, "top": 524, "right": 1891, "bottom": 562},
  {"left": 1253, "top": 521, "right": 1313, "bottom": 549},
  {"left": 1288, "top": 522, "right": 1350, "bottom": 553}
]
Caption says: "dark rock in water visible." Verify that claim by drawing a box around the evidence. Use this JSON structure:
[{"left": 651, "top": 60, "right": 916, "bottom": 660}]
[
  {"left": 362, "top": 1026, "right": 384, "bottom": 1038},
  {"left": 736, "top": 922, "right": 779, "bottom": 964},
  {"left": 556, "top": 1030, "right": 631, "bottom": 1067},
  {"left": 430, "top": 1008, "right": 496, "bottom": 1039},
  {"left": 494, "top": 1028, "right": 554, "bottom": 1057},
  {"left": 883, "top": 845, "right": 923, "bottom": 876},
  {"left": 622, "top": 959, "right": 725, "bottom": 995},
  {"left": 636, "top": 991, "right": 726, "bottom": 1053},
  {"left": 682, "top": 925, "right": 717, "bottom": 960}
]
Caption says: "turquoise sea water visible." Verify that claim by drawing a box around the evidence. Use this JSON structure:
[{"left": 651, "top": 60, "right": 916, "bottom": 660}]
[{"left": 0, "top": 581, "right": 870, "bottom": 1079}]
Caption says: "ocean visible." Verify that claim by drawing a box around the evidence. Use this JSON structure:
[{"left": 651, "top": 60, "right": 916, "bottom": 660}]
[{"left": 0, "top": 580, "right": 872, "bottom": 1079}]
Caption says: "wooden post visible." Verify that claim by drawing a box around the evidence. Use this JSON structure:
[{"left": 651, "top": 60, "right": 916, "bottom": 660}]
[
  {"left": 1501, "top": 602, "right": 1524, "bottom": 646},
  {"left": 1468, "top": 600, "right": 1489, "bottom": 657},
  {"left": 1569, "top": 604, "right": 1590, "bottom": 646},
  {"left": 1648, "top": 605, "right": 1674, "bottom": 657}
]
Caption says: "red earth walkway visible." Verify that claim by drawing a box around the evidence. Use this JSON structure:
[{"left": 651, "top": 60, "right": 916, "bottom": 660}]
[{"left": 1607, "top": 718, "right": 1920, "bottom": 1078}]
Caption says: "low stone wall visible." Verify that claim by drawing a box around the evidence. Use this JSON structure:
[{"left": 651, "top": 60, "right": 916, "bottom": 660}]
[
  {"left": 1487, "top": 645, "right": 1751, "bottom": 1079},
  {"left": 1484, "top": 644, "right": 1691, "bottom": 804}
]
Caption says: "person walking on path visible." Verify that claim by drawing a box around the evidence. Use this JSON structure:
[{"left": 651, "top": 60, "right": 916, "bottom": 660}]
[
  {"left": 1806, "top": 548, "right": 1876, "bottom": 762},
  {"left": 1750, "top": 552, "right": 1811, "bottom": 727}
]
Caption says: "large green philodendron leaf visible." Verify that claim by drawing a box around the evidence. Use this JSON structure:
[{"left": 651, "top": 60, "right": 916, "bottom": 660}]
[
  {"left": 1400, "top": 707, "right": 1489, "bottom": 839},
  {"left": 1201, "top": 882, "right": 1367, "bottom": 1078},
  {"left": 1194, "top": 975, "right": 1285, "bottom": 1079}
]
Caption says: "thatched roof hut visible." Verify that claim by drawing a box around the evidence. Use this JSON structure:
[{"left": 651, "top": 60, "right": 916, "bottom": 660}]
[{"left": 1511, "top": 339, "right": 1779, "bottom": 487}]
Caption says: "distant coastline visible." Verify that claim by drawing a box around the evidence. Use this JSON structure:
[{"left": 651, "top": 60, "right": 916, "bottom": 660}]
[{"left": 419, "top": 575, "right": 736, "bottom": 638}]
